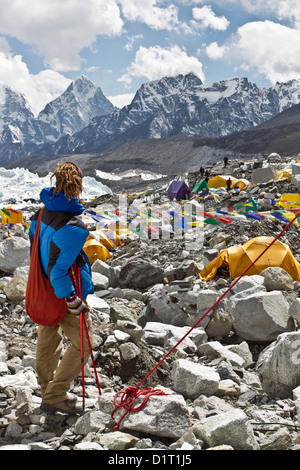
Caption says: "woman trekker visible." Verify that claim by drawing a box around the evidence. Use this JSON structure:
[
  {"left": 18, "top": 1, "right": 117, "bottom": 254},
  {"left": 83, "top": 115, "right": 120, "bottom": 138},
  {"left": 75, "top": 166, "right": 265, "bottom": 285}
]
[{"left": 29, "top": 161, "right": 94, "bottom": 414}]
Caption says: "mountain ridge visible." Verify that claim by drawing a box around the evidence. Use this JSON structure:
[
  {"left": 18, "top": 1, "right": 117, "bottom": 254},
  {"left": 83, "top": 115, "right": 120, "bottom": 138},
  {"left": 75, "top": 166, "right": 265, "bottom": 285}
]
[
  {"left": 6, "top": 98, "right": 300, "bottom": 179},
  {"left": 1, "top": 72, "right": 300, "bottom": 174},
  {"left": 35, "top": 73, "right": 300, "bottom": 158},
  {"left": 0, "top": 75, "right": 116, "bottom": 148}
]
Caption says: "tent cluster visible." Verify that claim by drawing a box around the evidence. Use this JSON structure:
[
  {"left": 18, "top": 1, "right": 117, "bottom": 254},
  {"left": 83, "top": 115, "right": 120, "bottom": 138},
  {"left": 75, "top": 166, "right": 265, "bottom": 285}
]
[
  {"left": 199, "top": 236, "right": 300, "bottom": 282},
  {"left": 2, "top": 164, "right": 300, "bottom": 272},
  {"left": 206, "top": 175, "right": 251, "bottom": 191}
]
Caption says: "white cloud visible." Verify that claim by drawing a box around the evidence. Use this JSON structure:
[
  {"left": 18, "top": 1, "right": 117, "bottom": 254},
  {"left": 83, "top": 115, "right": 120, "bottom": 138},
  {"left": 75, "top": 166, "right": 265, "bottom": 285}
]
[
  {"left": 233, "top": 20, "right": 300, "bottom": 83},
  {"left": 0, "top": 51, "right": 71, "bottom": 115},
  {"left": 124, "top": 35, "right": 144, "bottom": 52},
  {"left": 118, "top": 45, "right": 205, "bottom": 85},
  {"left": 192, "top": 6, "right": 230, "bottom": 31},
  {"left": 0, "top": 36, "right": 11, "bottom": 54},
  {"left": 118, "top": 0, "right": 179, "bottom": 31},
  {"left": 107, "top": 93, "right": 135, "bottom": 108},
  {"left": 0, "top": 0, "right": 124, "bottom": 71},
  {"left": 199, "top": 0, "right": 300, "bottom": 24},
  {"left": 206, "top": 41, "right": 229, "bottom": 59}
]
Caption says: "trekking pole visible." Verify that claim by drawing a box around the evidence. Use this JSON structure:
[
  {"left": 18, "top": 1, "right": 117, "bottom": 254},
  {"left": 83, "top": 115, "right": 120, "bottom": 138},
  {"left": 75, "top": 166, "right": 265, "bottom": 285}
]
[
  {"left": 82, "top": 314, "right": 102, "bottom": 396},
  {"left": 80, "top": 311, "right": 86, "bottom": 411},
  {"left": 70, "top": 263, "right": 101, "bottom": 410}
]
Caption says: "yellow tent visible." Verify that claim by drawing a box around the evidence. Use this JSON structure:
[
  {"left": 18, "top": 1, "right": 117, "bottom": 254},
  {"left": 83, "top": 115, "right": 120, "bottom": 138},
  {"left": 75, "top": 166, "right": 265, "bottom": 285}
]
[
  {"left": 83, "top": 238, "right": 112, "bottom": 264},
  {"left": 0, "top": 208, "right": 24, "bottom": 225},
  {"left": 100, "top": 228, "right": 123, "bottom": 247},
  {"left": 232, "top": 178, "right": 251, "bottom": 190},
  {"left": 199, "top": 236, "right": 300, "bottom": 282},
  {"left": 277, "top": 169, "right": 292, "bottom": 181},
  {"left": 278, "top": 193, "right": 300, "bottom": 211},
  {"left": 87, "top": 231, "right": 116, "bottom": 250},
  {"left": 208, "top": 175, "right": 250, "bottom": 190}
]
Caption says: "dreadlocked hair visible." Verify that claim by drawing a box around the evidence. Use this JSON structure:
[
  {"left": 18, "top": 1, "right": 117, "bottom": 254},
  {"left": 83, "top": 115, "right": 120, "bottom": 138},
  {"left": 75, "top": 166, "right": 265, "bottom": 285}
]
[{"left": 51, "top": 162, "right": 83, "bottom": 201}]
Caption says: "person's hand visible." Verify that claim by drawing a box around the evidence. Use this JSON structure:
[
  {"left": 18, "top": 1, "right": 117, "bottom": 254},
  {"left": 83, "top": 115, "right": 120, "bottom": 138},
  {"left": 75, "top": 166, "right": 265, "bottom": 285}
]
[{"left": 66, "top": 294, "right": 88, "bottom": 316}]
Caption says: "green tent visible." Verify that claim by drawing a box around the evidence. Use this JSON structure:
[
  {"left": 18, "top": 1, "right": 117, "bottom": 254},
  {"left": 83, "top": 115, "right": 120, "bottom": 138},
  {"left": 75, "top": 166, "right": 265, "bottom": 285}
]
[{"left": 192, "top": 179, "right": 210, "bottom": 193}]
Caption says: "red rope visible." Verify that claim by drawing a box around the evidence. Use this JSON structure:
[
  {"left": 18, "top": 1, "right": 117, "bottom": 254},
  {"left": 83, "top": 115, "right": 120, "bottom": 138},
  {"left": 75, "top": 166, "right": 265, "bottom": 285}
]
[
  {"left": 112, "top": 210, "right": 300, "bottom": 430},
  {"left": 112, "top": 386, "right": 167, "bottom": 430}
]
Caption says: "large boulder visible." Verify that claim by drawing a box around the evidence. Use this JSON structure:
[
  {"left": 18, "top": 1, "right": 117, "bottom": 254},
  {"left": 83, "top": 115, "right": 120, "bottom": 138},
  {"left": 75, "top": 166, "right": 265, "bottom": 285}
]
[
  {"left": 228, "top": 290, "right": 294, "bottom": 342},
  {"left": 0, "top": 237, "right": 30, "bottom": 273},
  {"left": 193, "top": 409, "right": 259, "bottom": 450},
  {"left": 260, "top": 267, "right": 294, "bottom": 291},
  {"left": 252, "top": 165, "right": 278, "bottom": 185},
  {"left": 117, "top": 394, "right": 191, "bottom": 439},
  {"left": 256, "top": 331, "right": 300, "bottom": 398},
  {"left": 119, "top": 256, "right": 164, "bottom": 289},
  {"left": 3, "top": 276, "right": 27, "bottom": 301},
  {"left": 171, "top": 358, "right": 220, "bottom": 399},
  {"left": 139, "top": 288, "right": 188, "bottom": 327}
]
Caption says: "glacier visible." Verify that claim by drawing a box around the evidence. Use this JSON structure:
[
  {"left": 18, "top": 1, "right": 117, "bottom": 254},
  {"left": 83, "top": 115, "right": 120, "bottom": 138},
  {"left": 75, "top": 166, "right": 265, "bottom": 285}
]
[{"left": 0, "top": 167, "right": 112, "bottom": 208}]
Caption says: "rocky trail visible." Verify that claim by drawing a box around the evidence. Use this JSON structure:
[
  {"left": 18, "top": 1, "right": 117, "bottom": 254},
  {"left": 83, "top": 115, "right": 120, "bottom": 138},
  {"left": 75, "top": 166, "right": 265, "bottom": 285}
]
[{"left": 2, "top": 154, "right": 300, "bottom": 452}]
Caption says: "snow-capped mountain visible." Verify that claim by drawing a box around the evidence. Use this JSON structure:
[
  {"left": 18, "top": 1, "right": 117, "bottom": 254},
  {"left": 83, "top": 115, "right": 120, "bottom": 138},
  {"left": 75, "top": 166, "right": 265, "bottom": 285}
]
[
  {"left": 0, "top": 76, "right": 116, "bottom": 146},
  {"left": 1, "top": 72, "right": 300, "bottom": 165},
  {"left": 37, "top": 75, "right": 116, "bottom": 143},
  {"left": 38, "top": 73, "right": 300, "bottom": 157},
  {"left": 0, "top": 81, "right": 37, "bottom": 144}
]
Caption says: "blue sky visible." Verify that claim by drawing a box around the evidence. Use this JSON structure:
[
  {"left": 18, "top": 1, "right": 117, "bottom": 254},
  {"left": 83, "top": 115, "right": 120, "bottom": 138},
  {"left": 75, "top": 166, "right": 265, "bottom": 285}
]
[{"left": 0, "top": 0, "right": 300, "bottom": 115}]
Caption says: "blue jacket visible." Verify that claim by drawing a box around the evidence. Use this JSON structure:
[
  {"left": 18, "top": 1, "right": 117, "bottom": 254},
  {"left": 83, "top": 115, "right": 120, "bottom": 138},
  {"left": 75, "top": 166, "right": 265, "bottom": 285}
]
[{"left": 29, "top": 187, "right": 94, "bottom": 299}]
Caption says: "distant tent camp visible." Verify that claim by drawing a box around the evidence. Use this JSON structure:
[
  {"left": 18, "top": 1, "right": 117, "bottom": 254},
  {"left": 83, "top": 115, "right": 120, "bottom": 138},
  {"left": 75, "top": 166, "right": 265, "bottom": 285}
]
[
  {"left": 278, "top": 193, "right": 300, "bottom": 211},
  {"left": 208, "top": 175, "right": 251, "bottom": 190},
  {"left": 192, "top": 179, "right": 210, "bottom": 193},
  {"left": 167, "top": 180, "right": 191, "bottom": 200},
  {"left": 199, "top": 236, "right": 300, "bottom": 282}
]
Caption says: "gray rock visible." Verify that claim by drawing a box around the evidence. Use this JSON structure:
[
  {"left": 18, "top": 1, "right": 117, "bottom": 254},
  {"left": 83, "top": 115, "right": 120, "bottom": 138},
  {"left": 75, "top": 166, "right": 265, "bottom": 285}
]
[
  {"left": 73, "top": 441, "right": 104, "bottom": 450},
  {"left": 256, "top": 331, "right": 300, "bottom": 398},
  {"left": 140, "top": 287, "right": 188, "bottom": 327},
  {"left": 171, "top": 358, "right": 220, "bottom": 399},
  {"left": 230, "top": 275, "right": 265, "bottom": 293},
  {"left": 260, "top": 267, "right": 294, "bottom": 291},
  {"left": 74, "top": 410, "right": 111, "bottom": 435},
  {"left": 252, "top": 165, "right": 278, "bottom": 185},
  {"left": 4, "top": 275, "right": 27, "bottom": 301},
  {"left": 0, "top": 237, "right": 30, "bottom": 273},
  {"left": 119, "top": 342, "right": 141, "bottom": 361},
  {"left": 193, "top": 409, "right": 259, "bottom": 450},
  {"left": 92, "top": 272, "right": 109, "bottom": 290},
  {"left": 117, "top": 394, "right": 191, "bottom": 439},
  {"left": 110, "top": 302, "right": 138, "bottom": 323},
  {"left": 229, "top": 290, "right": 294, "bottom": 342},
  {"left": 119, "top": 256, "right": 164, "bottom": 289},
  {"left": 196, "top": 289, "right": 218, "bottom": 311},
  {"left": 289, "top": 298, "right": 300, "bottom": 324},
  {"left": 97, "top": 431, "right": 139, "bottom": 450},
  {"left": 197, "top": 341, "right": 245, "bottom": 367},
  {"left": 116, "top": 320, "right": 144, "bottom": 343}
]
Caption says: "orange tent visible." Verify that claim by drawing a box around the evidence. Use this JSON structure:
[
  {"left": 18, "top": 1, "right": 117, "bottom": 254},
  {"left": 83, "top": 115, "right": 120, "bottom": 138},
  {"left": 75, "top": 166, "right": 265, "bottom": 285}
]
[{"left": 199, "top": 236, "right": 300, "bottom": 281}]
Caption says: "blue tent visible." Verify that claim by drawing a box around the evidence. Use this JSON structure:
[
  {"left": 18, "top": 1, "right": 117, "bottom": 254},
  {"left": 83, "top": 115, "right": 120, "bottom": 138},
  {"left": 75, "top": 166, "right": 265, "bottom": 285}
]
[{"left": 167, "top": 180, "right": 191, "bottom": 200}]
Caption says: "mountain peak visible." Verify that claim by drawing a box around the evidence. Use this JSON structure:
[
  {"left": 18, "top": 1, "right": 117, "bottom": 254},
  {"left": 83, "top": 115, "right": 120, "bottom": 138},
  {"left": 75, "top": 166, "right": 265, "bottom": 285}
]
[{"left": 65, "top": 75, "right": 97, "bottom": 95}]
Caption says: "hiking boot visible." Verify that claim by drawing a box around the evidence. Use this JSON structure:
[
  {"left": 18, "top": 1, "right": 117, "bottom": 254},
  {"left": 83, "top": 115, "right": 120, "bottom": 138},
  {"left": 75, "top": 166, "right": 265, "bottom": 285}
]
[{"left": 41, "top": 398, "right": 81, "bottom": 414}]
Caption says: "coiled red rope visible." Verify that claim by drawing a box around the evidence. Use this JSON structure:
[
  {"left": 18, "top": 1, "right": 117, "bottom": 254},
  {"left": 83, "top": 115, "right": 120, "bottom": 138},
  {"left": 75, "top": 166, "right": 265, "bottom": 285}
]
[{"left": 112, "top": 209, "right": 300, "bottom": 430}]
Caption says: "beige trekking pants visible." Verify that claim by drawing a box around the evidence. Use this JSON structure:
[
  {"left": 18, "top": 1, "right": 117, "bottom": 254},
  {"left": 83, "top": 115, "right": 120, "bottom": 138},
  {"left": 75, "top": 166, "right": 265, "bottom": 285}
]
[{"left": 36, "top": 312, "right": 93, "bottom": 404}]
